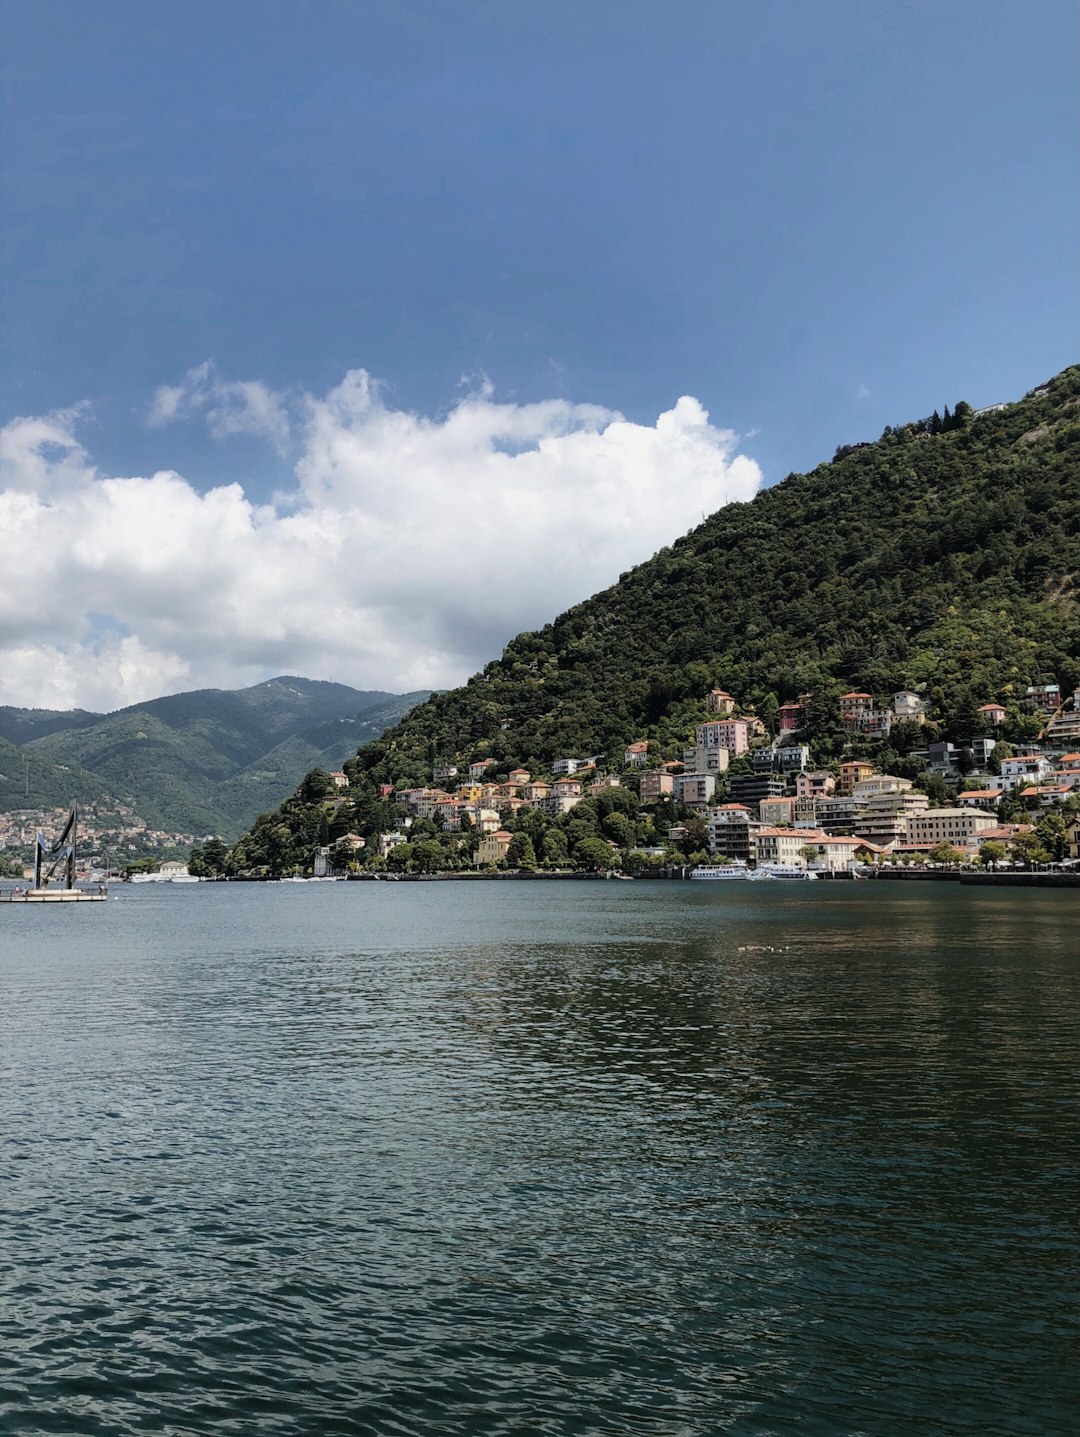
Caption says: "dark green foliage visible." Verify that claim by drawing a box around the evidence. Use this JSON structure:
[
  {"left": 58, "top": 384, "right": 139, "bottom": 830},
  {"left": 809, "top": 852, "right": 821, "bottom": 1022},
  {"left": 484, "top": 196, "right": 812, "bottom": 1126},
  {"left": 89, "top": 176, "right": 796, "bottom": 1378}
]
[
  {"left": 233, "top": 369, "right": 1080, "bottom": 869},
  {"left": 188, "top": 837, "right": 229, "bottom": 877},
  {"left": 0, "top": 678, "right": 426, "bottom": 838},
  {"left": 0, "top": 849, "right": 24, "bottom": 878},
  {"left": 506, "top": 833, "right": 537, "bottom": 869},
  {"left": 573, "top": 837, "right": 616, "bottom": 871}
]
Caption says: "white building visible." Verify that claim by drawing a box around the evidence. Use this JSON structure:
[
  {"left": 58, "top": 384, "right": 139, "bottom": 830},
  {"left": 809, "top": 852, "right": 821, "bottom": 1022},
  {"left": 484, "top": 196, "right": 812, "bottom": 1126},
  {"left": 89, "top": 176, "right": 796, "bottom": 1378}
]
[
  {"left": 682, "top": 744, "right": 731, "bottom": 776},
  {"left": 552, "top": 757, "right": 586, "bottom": 776},
  {"left": 851, "top": 790, "right": 929, "bottom": 845},
  {"left": 705, "top": 804, "right": 754, "bottom": 860},
  {"left": 893, "top": 691, "right": 926, "bottom": 721},
  {"left": 999, "top": 755, "right": 1052, "bottom": 791}
]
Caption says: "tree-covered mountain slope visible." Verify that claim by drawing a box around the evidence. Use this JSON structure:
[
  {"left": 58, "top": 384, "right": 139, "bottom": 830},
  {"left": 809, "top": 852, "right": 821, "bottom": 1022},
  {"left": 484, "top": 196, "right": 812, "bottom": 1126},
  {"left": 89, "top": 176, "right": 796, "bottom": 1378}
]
[
  {"left": 315, "top": 368, "right": 1076, "bottom": 795},
  {"left": 210, "top": 691, "right": 431, "bottom": 826},
  {"left": 0, "top": 678, "right": 427, "bottom": 837},
  {"left": 0, "top": 736, "right": 112, "bottom": 812}
]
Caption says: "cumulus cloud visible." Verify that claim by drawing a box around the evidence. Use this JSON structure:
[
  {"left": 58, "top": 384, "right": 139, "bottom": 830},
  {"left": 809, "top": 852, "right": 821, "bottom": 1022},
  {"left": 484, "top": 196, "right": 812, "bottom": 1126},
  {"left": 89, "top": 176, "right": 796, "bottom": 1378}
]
[
  {"left": 0, "top": 370, "right": 762, "bottom": 711},
  {"left": 148, "top": 361, "right": 290, "bottom": 453}
]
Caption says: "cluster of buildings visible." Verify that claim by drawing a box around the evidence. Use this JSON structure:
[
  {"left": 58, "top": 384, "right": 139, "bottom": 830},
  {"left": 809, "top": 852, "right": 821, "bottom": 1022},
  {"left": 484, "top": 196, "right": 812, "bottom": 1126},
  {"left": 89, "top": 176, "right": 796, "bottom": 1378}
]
[
  {"left": 328, "top": 678, "right": 1080, "bottom": 872},
  {"left": 689, "top": 742, "right": 1080, "bottom": 871},
  {"left": 0, "top": 802, "right": 207, "bottom": 877}
]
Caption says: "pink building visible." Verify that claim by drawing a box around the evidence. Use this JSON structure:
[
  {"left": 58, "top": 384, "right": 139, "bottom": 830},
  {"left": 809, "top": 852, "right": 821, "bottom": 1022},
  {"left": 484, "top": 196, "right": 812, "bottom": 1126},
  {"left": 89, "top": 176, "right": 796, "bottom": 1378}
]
[
  {"left": 977, "top": 703, "right": 1007, "bottom": 727},
  {"left": 796, "top": 770, "right": 836, "bottom": 800},
  {"left": 695, "top": 720, "right": 750, "bottom": 756}
]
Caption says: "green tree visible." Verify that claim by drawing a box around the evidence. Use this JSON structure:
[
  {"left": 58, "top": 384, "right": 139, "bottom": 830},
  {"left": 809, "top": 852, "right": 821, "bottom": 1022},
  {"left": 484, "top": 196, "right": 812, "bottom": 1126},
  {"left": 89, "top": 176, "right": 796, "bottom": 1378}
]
[
  {"left": 1009, "top": 833, "right": 1051, "bottom": 868},
  {"left": 542, "top": 829, "right": 570, "bottom": 867},
  {"left": 188, "top": 840, "right": 230, "bottom": 877},
  {"left": 929, "top": 841, "right": 965, "bottom": 867},
  {"left": 677, "top": 818, "right": 708, "bottom": 858},
  {"left": 1034, "top": 811, "right": 1068, "bottom": 862},
  {"left": 411, "top": 840, "right": 445, "bottom": 874},
  {"left": 602, "top": 812, "right": 636, "bottom": 849},
  {"left": 387, "top": 843, "right": 414, "bottom": 872},
  {"left": 506, "top": 833, "right": 538, "bottom": 869},
  {"left": 978, "top": 840, "right": 1006, "bottom": 869},
  {"left": 299, "top": 769, "right": 338, "bottom": 804},
  {"left": 573, "top": 837, "right": 616, "bottom": 871},
  {"left": 925, "top": 774, "right": 952, "bottom": 805}
]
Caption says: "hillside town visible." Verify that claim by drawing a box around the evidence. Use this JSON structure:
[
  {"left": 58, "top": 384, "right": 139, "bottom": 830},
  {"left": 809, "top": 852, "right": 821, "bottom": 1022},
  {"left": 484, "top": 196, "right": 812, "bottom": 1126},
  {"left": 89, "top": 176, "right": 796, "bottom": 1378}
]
[
  {"left": 0, "top": 802, "right": 207, "bottom": 880},
  {"left": 284, "top": 679, "right": 1080, "bottom": 877}
]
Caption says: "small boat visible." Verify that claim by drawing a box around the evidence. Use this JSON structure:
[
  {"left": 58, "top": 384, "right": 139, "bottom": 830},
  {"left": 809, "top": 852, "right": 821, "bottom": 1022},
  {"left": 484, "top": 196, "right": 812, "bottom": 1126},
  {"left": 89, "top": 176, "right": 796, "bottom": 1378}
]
[
  {"left": 690, "top": 863, "right": 754, "bottom": 880},
  {"left": 755, "top": 864, "right": 818, "bottom": 881}
]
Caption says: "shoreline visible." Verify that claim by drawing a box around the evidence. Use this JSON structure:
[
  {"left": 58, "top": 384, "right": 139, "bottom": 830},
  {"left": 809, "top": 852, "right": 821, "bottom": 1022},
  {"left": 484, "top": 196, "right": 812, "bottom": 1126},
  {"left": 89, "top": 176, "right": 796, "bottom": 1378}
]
[{"left": 172, "top": 869, "right": 1080, "bottom": 888}]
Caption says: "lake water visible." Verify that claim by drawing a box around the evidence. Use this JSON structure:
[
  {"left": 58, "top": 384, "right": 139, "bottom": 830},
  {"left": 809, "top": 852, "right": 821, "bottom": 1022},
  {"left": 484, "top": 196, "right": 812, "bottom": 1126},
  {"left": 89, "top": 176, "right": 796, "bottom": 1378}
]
[{"left": 1, "top": 881, "right": 1077, "bottom": 1436}]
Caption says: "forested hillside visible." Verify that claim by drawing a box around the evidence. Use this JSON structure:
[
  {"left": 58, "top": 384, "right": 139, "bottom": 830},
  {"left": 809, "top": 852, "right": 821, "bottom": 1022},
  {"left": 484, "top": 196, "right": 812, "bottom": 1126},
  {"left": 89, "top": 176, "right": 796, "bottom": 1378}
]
[
  {"left": 0, "top": 678, "right": 427, "bottom": 837},
  {"left": 228, "top": 368, "right": 1080, "bottom": 872}
]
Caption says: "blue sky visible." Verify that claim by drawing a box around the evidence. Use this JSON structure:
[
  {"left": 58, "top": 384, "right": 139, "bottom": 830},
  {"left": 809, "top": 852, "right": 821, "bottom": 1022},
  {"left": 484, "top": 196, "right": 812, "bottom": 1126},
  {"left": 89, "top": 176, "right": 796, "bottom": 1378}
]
[{"left": 0, "top": 0, "right": 1077, "bottom": 708}]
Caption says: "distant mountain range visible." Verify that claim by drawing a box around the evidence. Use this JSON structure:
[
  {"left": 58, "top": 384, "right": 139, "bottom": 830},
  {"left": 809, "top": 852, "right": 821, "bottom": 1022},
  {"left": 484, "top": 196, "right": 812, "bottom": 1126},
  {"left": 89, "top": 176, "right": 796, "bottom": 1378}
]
[{"left": 0, "top": 677, "right": 429, "bottom": 838}]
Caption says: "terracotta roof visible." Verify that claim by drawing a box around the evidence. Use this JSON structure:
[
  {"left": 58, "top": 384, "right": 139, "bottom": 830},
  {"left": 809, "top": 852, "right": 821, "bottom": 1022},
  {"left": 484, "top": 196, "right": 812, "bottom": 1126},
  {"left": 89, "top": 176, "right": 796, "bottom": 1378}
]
[
  {"left": 977, "top": 703, "right": 1006, "bottom": 712},
  {"left": 841, "top": 692, "right": 872, "bottom": 700},
  {"left": 958, "top": 790, "right": 1000, "bottom": 799}
]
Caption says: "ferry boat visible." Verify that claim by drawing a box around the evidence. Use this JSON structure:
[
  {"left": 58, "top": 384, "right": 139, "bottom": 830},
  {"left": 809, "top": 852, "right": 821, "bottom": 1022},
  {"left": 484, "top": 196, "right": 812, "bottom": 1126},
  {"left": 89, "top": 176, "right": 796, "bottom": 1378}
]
[
  {"left": 755, "top": 863, "right": 818, "bottom": 881},
  {"left": 690, "top": 863, "right": 755, "bottom": 881}
]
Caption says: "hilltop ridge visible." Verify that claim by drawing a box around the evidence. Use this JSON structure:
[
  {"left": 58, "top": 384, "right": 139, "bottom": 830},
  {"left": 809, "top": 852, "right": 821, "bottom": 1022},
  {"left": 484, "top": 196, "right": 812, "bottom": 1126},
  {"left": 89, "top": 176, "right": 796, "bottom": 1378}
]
[
  {"left": 0, "top": 677, "right": 429, "bottom": 841},
  {"left": 226, "top": 367, "right": 1079, "bottom": 874}
]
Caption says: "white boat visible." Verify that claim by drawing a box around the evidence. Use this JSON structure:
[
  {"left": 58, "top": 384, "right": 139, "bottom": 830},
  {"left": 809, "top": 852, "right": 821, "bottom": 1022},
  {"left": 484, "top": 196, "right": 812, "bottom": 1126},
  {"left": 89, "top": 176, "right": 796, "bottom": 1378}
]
[
  {"left": 690, "top": 863, "right": 754, "bottom": 880},
  {"left": 755, "top": 864, "right": 818, "bottom": 881},
  {"left": 169, "top": 874, "right": 201, "bottom": 883}
]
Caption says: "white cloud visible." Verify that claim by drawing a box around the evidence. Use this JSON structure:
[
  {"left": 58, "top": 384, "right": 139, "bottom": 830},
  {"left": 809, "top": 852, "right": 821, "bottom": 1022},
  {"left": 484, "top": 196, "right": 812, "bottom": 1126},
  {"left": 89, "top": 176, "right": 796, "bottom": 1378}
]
[
  {"left": 148, "top": 361, "right": 290, "bottom": 453},
  {"left": 0, "top": 370, "right": 763, "bottom": 711}
]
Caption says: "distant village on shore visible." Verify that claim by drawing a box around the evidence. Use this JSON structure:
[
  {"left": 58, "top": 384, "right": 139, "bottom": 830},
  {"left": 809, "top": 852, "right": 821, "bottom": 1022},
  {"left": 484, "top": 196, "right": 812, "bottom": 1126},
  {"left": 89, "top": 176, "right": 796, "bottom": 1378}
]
[
  {"left": 7, "top": 677, "right": 1078, "bottom": 883},
  {"left": 291, "top": 679, "right": 1080, "bottom": 878}
]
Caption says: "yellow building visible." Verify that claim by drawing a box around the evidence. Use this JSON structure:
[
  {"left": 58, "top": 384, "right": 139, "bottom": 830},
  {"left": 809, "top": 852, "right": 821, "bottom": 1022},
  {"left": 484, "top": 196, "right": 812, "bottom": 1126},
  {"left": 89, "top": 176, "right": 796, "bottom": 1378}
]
[
  {"left": 476, "top": 830, "right": 513, "bottom": 865},
  {"left": 838, "top": 760, "right": 875, "bottom": 796}
]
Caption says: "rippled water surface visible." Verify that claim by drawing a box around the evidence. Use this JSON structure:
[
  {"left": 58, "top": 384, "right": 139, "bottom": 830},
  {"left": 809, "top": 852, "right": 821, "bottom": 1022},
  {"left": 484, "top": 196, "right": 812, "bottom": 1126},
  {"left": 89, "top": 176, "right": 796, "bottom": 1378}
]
[{"left": 1, "top": 881, "right": 1077, "bottom": 1435}]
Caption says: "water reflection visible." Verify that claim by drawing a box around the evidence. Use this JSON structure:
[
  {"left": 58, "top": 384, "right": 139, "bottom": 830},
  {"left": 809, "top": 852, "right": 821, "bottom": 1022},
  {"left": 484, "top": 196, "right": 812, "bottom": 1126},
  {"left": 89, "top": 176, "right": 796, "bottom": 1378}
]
[{"left": 1, "top": 882, "right": 1076, "bottom": 1435}]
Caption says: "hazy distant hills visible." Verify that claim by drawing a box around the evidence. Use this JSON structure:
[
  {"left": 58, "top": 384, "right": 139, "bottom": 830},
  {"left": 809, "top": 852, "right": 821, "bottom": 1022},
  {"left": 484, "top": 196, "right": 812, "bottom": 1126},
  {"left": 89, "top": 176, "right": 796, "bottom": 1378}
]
[{"left": 0, "top": 677, "right": 429, "bottom": 838}]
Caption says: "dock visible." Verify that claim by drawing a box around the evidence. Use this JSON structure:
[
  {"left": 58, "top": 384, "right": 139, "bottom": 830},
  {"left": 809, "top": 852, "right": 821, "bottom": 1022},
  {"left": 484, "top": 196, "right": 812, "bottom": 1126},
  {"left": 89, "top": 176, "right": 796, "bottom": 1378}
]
[{"left": 1, "top": 888, "right": 108, "bottom": 903}]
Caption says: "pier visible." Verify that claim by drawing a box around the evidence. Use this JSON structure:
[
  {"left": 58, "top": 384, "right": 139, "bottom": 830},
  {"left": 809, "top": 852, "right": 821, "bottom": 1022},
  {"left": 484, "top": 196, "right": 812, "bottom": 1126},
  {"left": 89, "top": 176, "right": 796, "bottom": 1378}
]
[{"left": 1, "top": 888, "right": 108, "bottom": 903}]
